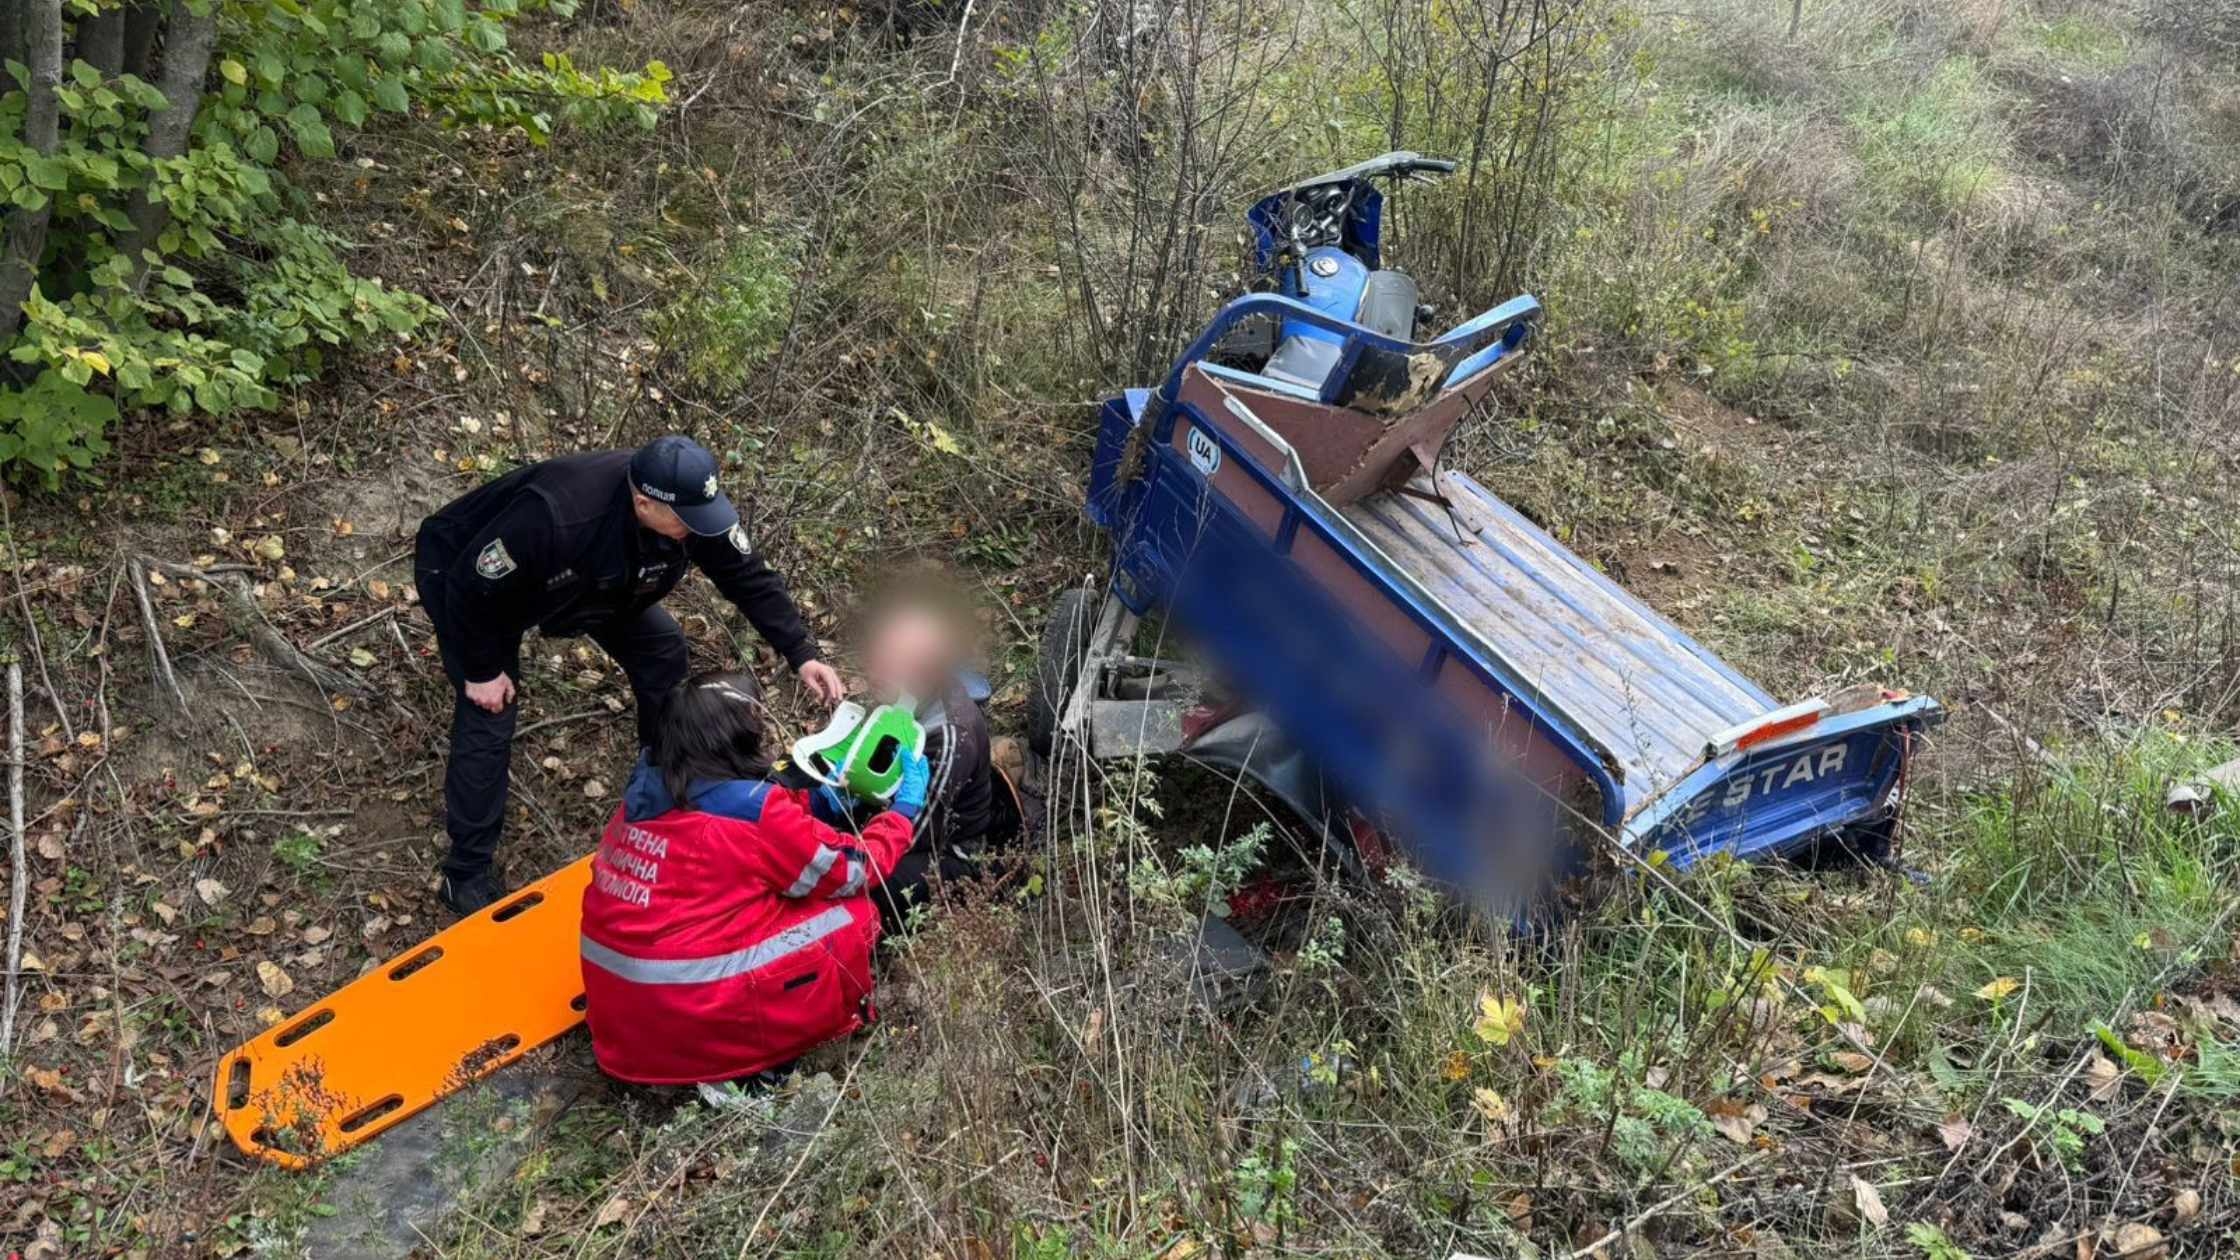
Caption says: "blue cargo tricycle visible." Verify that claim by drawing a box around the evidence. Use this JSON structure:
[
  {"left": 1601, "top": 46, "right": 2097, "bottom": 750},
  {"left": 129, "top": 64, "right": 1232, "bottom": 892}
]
[{"left": 1033, "top": 153, "right": 1941, "bottom": 914}]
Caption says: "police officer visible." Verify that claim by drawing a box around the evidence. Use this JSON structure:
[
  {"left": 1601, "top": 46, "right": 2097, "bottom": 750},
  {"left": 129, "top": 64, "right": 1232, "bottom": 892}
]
[{"left": 414, "top": 436, "right": 845, "bottom": 915}]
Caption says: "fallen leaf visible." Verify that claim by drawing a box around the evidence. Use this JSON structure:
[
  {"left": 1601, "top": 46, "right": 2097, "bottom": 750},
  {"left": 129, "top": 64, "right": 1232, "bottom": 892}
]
[
  {"left": 521, "top": 1199, "right": 550, "bottom": 1237},
  {"left": 2171, "top": 1189, "right": 2200, "bottom": 1225},
  {"left": 251, "top": 535, "right": 286, "bottom": 563},
  {"left": 348, "top": 647, "right": 376, "bottom": 668},
  {"left": 1709, "top": 1099, "right": 1767, "bottom": 1146},
  {"left": 1975, "top": 976, "right": 2021, "bottom": 1002},
  {"left": 257, "top": 960, "right": 294, "bottom": 999},
  {"left": 1471, "top": 1086, "right": 1510, "bottom": 1127},
  {"left": 1850, "top": 1176, "right": 1889, "bottom": 1230},
  {"left": 1440, "top": 1050, "right": 1471, "bottom": 1082},
  {"left": 303, "top": 925, "right": 332, "bottom": 945},
  {"left": 1935, "top": 1112, "right": 1971, "bottom": 1153},
  {"left": 2113, "top": 1222, "right": 2166, "bottom": 1260},
  {"left": 583, "top": 779, "right": 608, "bottom": 800},
  {"left": 257, "top": 1006, "right": 285, "bottom": 1027},
  {"left": 2085, "top": 1049, "right": 2124, "bottom": 1102},
  {"left": 1829, "top": 1051, "right": 1874, "bottom": 1074},
  {"left": 246, "top": 916, "right": 277, "bottom": 936},
  {"left": 194, "top": 877, "right": 230, "bottom": 906},
  {"left": 592, "top": 1196, "right": 632, "bottom": 1229}
]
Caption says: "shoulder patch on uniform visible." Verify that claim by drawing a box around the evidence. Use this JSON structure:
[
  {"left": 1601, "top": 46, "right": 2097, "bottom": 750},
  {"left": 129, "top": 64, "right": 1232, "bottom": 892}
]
[
  {"left": 474, "top": 538, "right": 517, "bottom": 579},
  {"left": 726, "top": 523, "right": 752, "bottom": 555}
]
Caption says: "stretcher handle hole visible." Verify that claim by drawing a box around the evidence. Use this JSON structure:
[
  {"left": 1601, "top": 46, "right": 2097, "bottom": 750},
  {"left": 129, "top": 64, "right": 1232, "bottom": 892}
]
[
  {"left": 782, "top": 970, "right": 819, "bottom": 991},
  {"left": 273, "top": 1008, "right": 336, "bottom": 1048},
  {"left": 570, "top": 993, "right": 587, "bottom": 1012},
  {"left": 225, "top": 1058, "right": 251, "bottom": 1109},
  {"left": 337, "top": 1094, "right": 405, "bottom": 1135},
  {"left": 490, "top": 891, "right": 545, "bottom": 923},
  {"left": 250, "top": 1123, "right": 309, "bottom": 1156},
  {"left": 388, "top": 945, "right": 444, "bottom": 982}
]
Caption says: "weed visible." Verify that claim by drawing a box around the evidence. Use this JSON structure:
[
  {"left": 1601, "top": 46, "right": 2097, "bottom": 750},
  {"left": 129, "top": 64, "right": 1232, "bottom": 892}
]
[{"left": 652, "top": 230, "right": 797, "bottom": 397}]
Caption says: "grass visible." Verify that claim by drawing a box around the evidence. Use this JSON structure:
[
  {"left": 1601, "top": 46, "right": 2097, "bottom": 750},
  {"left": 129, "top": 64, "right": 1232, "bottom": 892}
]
[{"left": 5, "top": 0, "right": 2240, "bottom": 1254}]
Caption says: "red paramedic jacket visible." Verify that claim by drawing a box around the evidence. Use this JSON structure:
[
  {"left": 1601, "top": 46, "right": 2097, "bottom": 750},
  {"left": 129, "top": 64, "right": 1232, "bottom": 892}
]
[{"left": 579, "top": 759, "right": 914, "bottom": 1085}]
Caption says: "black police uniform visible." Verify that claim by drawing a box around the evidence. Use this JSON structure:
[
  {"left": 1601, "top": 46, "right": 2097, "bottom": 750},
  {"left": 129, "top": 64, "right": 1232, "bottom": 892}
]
[{"left": 414, "top": 450, "right": 817, "bottom": 883}]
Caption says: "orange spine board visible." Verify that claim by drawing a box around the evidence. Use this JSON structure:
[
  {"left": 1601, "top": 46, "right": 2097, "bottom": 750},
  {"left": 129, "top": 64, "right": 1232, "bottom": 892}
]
[{"left": 210, "top": 857, "right": 594, "bottom": 1170}]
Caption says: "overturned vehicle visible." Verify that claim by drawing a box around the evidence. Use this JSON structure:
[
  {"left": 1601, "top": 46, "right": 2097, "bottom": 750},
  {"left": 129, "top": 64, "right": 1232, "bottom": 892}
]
[{"left": 1033, "top": 153, "right": 1941, "bottom": 915}]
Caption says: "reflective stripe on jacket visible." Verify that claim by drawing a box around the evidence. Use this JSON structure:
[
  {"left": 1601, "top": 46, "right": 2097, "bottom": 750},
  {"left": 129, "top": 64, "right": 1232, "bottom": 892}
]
[{"left": 578, "top": 762, "right": 914, "bottom": 1085}]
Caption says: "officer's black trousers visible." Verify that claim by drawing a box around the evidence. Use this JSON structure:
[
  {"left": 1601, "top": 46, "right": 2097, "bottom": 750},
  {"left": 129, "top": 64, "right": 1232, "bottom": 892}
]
[{"left": 420, "top": 575, "right": 688, "bottom": 880}]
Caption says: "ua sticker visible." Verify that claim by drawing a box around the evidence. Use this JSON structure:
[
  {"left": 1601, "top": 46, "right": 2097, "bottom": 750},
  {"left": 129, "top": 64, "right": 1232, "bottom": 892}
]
[
  {"left": 475, "top": 538, "right": 517, "bottom": 579},
  {"left": 727, "top": 523, "right": 752, "bottom": 555},
  {"left": 1186, "top": 425, "right": 1221, "bottom": 476}
]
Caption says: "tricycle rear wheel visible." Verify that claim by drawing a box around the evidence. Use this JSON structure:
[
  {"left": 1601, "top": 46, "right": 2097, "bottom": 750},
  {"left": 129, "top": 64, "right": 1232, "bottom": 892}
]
[{"left": 1028, "top": 587, "right": 1099, "bottom": 757}]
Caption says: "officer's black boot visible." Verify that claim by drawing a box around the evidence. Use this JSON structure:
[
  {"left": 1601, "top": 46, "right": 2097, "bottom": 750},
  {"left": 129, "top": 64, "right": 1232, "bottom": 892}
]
[{"left": 439, "top": 865, "right": 510, "bottom": 917}]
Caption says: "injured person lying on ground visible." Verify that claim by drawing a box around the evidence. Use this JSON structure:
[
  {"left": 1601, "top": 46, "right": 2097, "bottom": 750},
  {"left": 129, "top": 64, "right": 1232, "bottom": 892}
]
[{"left": 577, "top": 669, "right": 929, "bottom": 1091}]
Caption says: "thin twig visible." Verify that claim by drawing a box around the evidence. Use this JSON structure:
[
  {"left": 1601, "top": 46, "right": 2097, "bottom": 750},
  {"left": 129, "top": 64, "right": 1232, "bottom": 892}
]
[
  {"left": 307, "top": 605, "right": 398, "bottom": 652},
  {"left": 128, "top": 559, "right": 188, "bottom": 712},
  {"left": 0, "top": 491, "right": 72, "bottom": 740},
  {"left": 515, "top": 709, "right": 613, "bottom": 741},
  {"left": 2, "top": 663, "right": 27, "bottom": 1072},
  {"left": 1560, "top": 1150, "right": 1767, "bottom": 1258}
]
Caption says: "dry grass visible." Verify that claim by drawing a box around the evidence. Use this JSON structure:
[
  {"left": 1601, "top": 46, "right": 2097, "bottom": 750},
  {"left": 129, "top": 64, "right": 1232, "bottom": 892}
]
[{"left": 1, "top": 0, "right": 2239, "bottom": 1255}]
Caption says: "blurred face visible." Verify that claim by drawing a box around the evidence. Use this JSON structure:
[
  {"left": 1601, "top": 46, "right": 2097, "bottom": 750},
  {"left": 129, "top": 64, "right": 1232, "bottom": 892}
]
[
  {"left": 631, "top": 491, "right": 689, "bottom": 540},
  {"left": 863, "top": 604, "right": 954, "bottom": 703}
]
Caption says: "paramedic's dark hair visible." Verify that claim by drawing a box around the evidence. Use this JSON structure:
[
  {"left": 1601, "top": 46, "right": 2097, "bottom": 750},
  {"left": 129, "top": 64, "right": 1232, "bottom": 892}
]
[{"left": 652, "top": 670, "right": 771, "bottom": 806}]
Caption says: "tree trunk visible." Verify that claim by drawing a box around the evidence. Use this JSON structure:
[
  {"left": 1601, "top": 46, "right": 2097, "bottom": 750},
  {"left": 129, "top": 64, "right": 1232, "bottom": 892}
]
[
  {"left": 0, "top": 0, "right": 63, "bottom": 331},
  {"left": 121, "top": 0, "right": 159, "bottom": 79},
  {"left": 118, "top": 3, "right": 212, "bottom": 279},
  {"left": 79, "top": 4, "right": 124, "bottom": 73}
]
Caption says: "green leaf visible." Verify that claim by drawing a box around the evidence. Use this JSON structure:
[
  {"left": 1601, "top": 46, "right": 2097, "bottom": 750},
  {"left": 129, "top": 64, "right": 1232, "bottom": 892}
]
[
  {"left": 245, "top": 124, "right": 279, "bottom": 163},
  {"left": 285, "top": 103, "right": 335, "bottom": 159},
  {"left": 25, "top": 156, "right": 69, "bottom": 190},
  {"left": 220, "top": 58, "right": 247, "bottom": 86},
  {"left": 332, "top": 89, "right": 368, "bottom": 128},
  {"left": 463, "top": 17, "right": 506, "bottom": 53},
  {"left": 371, "top": 77, "right": 409, "bottom": 114},
  {"left": 254, "top": 50, "right": 285, "bottom": 87}
]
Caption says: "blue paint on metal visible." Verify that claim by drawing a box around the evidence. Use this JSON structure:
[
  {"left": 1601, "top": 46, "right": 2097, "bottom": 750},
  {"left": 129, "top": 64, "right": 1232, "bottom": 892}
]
[{"left": 1088, "top": 287, "right": 1943, "bottom": 895}]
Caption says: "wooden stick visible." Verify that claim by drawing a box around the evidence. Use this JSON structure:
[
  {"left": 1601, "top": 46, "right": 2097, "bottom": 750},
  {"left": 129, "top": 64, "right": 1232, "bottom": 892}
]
[
  {"left": 128, "top": 558, "right": 187, "bottom": 712},
  {"left": 307, "top": 604, "right": 396, "bottom": 652},
  {"left": 2, "top": 662, "right": 27, "bottom": 1069}
]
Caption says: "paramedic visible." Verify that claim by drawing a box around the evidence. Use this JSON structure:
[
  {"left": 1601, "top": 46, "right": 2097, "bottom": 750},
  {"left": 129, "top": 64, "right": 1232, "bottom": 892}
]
[
  {"left": 578, "top": 670, "right": 928, "bottom": 1087},
  {"left": 415, "top": 435, "right": 846, "bottom": 915}
]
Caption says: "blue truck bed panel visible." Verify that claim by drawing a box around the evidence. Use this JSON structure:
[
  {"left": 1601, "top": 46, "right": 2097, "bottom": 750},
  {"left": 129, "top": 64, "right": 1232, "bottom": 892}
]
[
  {"left": 1090, "top": 289, "right": 1942, "bottom": 896},
  {"left": 1340, "top": 471, "right": 1774, "bottom": 819}
]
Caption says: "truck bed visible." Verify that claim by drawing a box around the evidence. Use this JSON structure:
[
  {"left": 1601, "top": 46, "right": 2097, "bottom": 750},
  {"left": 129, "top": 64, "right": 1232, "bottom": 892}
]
[{"left": 1340, "top": 470, "right": 1774, "bottom": 820}]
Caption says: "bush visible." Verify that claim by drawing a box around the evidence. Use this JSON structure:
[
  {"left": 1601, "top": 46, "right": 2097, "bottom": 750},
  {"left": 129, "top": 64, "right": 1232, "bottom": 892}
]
[
  {"left": 652, "top": 230, "right": 797, "bottom": 396},
  {"left": 0, "top": 0, "right": 672, "bottom": 485}
]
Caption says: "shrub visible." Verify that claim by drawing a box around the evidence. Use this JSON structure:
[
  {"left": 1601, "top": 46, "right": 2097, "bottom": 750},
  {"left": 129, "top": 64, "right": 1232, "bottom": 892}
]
[
  {"left": 0, "top": 0, "right": 672, "bottom": 484},
  {"left": 652, "top": 230, "right": 797, "bottom": 397}
]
